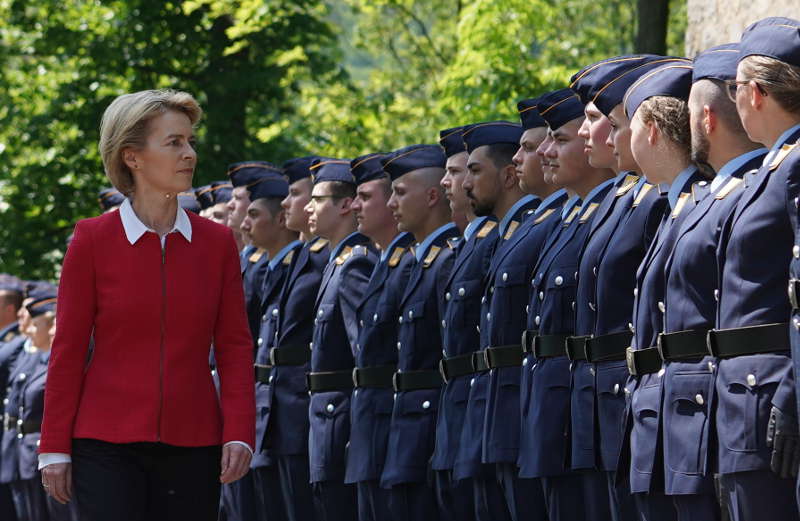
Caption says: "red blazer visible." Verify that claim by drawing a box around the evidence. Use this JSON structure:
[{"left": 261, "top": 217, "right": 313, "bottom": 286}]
[{"left": 40, "top": 210, "right": 255, "bottom": 454}]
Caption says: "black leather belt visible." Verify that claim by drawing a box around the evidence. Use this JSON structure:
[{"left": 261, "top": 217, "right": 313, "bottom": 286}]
[
  {"left": 484, "top": 345, "right": 523, "bottom": 369},
  {"left": 585, "top": 331, "right": 632, "bottom": 362},
  {"left": 392, "top": 370, "right": 443, "bottom": 391},
  {"left": 352, "top": 365, "right": 395, "bottom": 388},
  {"left": 789, "top": 279, "right": 800, "bottom": 310},
  {"left": 306, "top": 371, "right": 354, "bottom": 393},
  {"left": 706, "top": 323, "right": 790, "bottom": 358},
  {"left": 565, "top": 336, "right": 590, "bottom": 361},
  {"left": 472, "top": 351, "right": 490, "bottom": 372},
  {"left": 521, "top": 330, "right": 538, "bottom": 354},
  {"left": 626, "top": 347, "right": 662, "bottom": 376},
  {"left": 2, "top": 414, "right": 18, "bottom": 431},
  {"left": 657, "top": 329, "right": 708, "bottom": 360},
  {"left": 439, "top": 353, "right": 475, "bottom": 383},
  {"left": 19, "top": 420, "right": 40, "bottom": 435},
  {"left": 269, "top": 345, "right": 311, "bottom": 366},
  {"left": 254, "top": 364, "right": 273, "bottom": 383},
  {"left": 533, "top": 334, "right": 569, "bottom": 358}
]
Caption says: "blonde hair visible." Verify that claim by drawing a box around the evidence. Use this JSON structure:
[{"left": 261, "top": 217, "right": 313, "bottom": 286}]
[
  {"left": 638, "top": 95, "right": 691, "bottom": 155},
  {"left": 99, "top": 89, "right": 202, "bottom": 194},
  {"left": 740, "top": 55, "right": 800, "bottom": 116}
]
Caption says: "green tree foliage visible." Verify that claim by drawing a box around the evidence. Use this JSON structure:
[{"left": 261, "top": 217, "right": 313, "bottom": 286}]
[{"left": 0, "top": 0, "right": 687, "bottom": 279}]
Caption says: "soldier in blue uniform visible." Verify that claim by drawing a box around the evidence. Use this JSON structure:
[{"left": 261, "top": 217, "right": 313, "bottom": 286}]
[
  {"left": 220, "top": 166, "right": 287, "bottom": 521},
  {"left": 304, "top": 158, "right": 377, "bottom": 521},
  {"left": 378, "top": 144, "right": 459, "bottom": 521},
  {"left": 244, "top": 170, "right": 299, "bottom": 521},
  {"left": 660, "top": 43, "right": 766, "bottom": 521},
  {"left": 439, "top": 126, "right": 472, "bottom": 235},
  {"left": 433, "top": 123, "right": 511, "bottom": 521},
  {"left": 267, "top": 156, "right": 330, "bottom": 521},
  {"left": 710, "top": 17, "right": 800, "bottom": 520},
  {"left": 345, "top": 153, "right": 415, "bottom": 521},
  {"left": 473, "top": 97, "right": 564, "bottom": 521},
  {"left": 227, "top": 161, "right": 284, "bottom": 351},
  {"left": 567, "top": 55, "right": 682, "bottom": 521},
  {"left": 620, "top": 63, "right": 708, "bottom": 521},
  {"left": 97, "top": 188, "right": 125, "bottom": 213},
  {"left": 17, "top": 293, "right": 78, "bottom": 520},
  {"left": 0, "top": 275, "right": 27, "bottom": 521},
  {"left": 520, "top": 87, "right": 616, "bottom": 520}
]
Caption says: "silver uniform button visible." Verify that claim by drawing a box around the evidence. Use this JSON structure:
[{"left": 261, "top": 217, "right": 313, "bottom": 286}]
[
  {"left": 409, "top": 310, "right": 414, "bottom": 319},
  {"left": 613, "top": 383, "right": 620, "bottom": 395},
  {"left": 539, "top": 291, "right": 544, "bottom": 300},
  {"left": 502, "top": 273, "right": 508, "bottom": 282},
  {"left": 486, "top": 313, "right": 491, "bottom": 321},
  {"left": 708, "top": 361, "right": 715, "bottom": 372},
  {"left": 593, "top": 267, "right": 597, "bottom": 276},
  {"left": 272, "top": 308, "right": 279, "bottom": 317},
  {"left": 17, "top": 433, "right": 22, "bottom": 439},
  {"left": 522, "top": 358, "right": 529, "bottom": 366},
  {"left": 268, "top": 375, "right": 274, "bottom": 384},
  {"left": 19, "top": 374, "right": 25, "bottom": 381},
  {"left": 535, "top": 316, "right": 541, "bottom": 326},
  {"left": 399, "top": 316, "right": 403, "bottom": 324},
  {"left": 459, "top": 287, "right": 466, "bottom": 296},
  {"left": 257, "top": 338, "right": 263, "bottom": 346},
  {"left": 589, "top": 367, "right": 595, "bottom": 376},
  {"left": 397, "top": 342, "right": 402, "bottom": 350},
  {"left": 441, "top": 320, "right": 446, "bottom": 328},
  {"left": 490, "top": 286, "right": 494, "bottom": 293},
  {"left": 526, "top": 305, "right": 529, "bottom": 314},
  {"left": 318, "top": 310, "right": 324, "bottom": 318},
  {"left": 422, "top": 400, "right": 431, "bottom": 409},
  {"left": 360, "top": 320, "right": 364, "bottom": 327},
  {"left": 633, "top": 288, "right": 638, "bottom": 298},
  {"left": 470, "top": 378, "right": 476, "bottom": 386},
  {"left": 261, "top": 314, "right": 267, "bottom": 323},
  {"left": 747, "top": 374, "right": 757, "bottom": 386},
  {"left": 695, "top": 394, "right": 704, "bottom": 405},
  {"left": 714, "top": 289, "right": 719, "bottom": 301},
  {"left": 481, "top": 296, "right": 486, "bottom": 304},
  {"left": 794, "top": 245, "right": 800, "bottom": 258},
  {"left": 326, "top": 403, "right": 335, "bottom": 413},
  {"left": 658, "top": 368, "right": 665, "bottom": 377},
  {"left": 795, "top": 318, "right": 800, "bottom": 330},
  {"left": 658, "top": 301, "right": 665, "bottom": 313},
  {"left": 628, "top": 322, "right": 635, "bottom": 333},
  {"left": 373, "top": 313, "right": 378, "bottom": 322},
  {"left": 356, "top": 343, "right": 360, "bottom": 350},
  {"left": 572, "top": 302, "right": 576, "bottom": 311},
  {"left": 554, "top": 275, "right": 564, "bottom": 286},
  {"left": 446, "top": 292, "right": 451, "bottom": 301},
  {"left": 309, "top": 342, "right": 314, "bottom": 350},
  {"left": 2, "top": 398, "right": 6, "bottom": 405},
  {"left": 314, "top": 318, "right": 318, "bottom": 325}
]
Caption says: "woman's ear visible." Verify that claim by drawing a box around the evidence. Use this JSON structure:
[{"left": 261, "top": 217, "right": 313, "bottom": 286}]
[
  {"left": 122, "top": 148, "right": 138, "bottom": 172},
  {"left": 647, "top": 121, "right": 659, "bottom": 146}
]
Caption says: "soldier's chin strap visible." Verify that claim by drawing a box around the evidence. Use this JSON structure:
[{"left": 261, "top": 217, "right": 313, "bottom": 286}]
[{"left": 766, "top": 406, "right": 800, "bottom": 479}]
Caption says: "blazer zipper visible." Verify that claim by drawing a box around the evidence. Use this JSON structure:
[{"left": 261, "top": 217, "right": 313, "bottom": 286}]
[{"left": 157, "top": 237, "right": 166, "bottom": 441}]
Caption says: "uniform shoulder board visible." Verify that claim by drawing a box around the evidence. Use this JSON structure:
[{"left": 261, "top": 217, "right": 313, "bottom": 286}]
[
  {"left": 533, "top": 207, "right": 556, "bottom": 225},
  {"left": 715, "top": 176, "right": 744, "bottom": 200},
  {"left": 3, "top": 331, "right": 15, "bottom": 342},
  {"left": 335, "top": 246, "right": 353, "bottom": 265},
  {"left": 563, "top": 206, "right": 582, "bottom": 225},
  {"left": 503, "top": 220, "right": 520, "bottom": 239},
  {"left": 579, "top": 202, "right": 600, "bottom": 223},
  {"left": 769, "top": 143, "right": 798, "bottom": 171},
  {"left": 631, "top": 183, "right": 654, "bottom": 207},
  {"left": 422, "top": 245, "right": 442, "bottom": 268},
  {"left": 309, "top": 238, "right": 329, "bottom": 253},
  {"left": 671, "top": 192, "right": 691, "bottom": 219},
  {"left": 616, "top": 174, "right": 639, "bottom": 196},
  {"left": 388, "top": 247, "right": 406, "bottom": 268},
  {"left": 282, "top": 249, "right": 296, "bottom": 266},
  {"left": 249, "top": 247, "right": 266, "bottom": 263},
  {"left": 476, "top": 220, "right": 497, "bottom": 239}
]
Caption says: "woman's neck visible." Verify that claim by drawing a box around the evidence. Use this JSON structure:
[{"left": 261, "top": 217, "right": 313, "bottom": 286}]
[{"left": 131, "top": 188, "right": 179, "bottom": 236}]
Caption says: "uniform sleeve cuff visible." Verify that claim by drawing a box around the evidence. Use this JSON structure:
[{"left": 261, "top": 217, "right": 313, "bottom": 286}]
[
  {"left": 38, "top": 453, "right": 72, "bottom": 470},
  {"left": 223, "top": 441, "right": 253, "bottom": 455}
]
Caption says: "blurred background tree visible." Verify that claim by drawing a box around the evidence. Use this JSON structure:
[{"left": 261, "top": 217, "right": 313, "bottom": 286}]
[{"left": 0, "top": 0, "right": 686, "bottom": 279}]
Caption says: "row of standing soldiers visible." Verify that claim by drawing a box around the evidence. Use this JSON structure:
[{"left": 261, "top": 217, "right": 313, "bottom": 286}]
[{"left": 4, "top": 14, "right": 800, "bottom": 521}]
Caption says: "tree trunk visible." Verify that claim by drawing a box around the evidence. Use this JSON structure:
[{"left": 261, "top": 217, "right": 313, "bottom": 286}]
[{"left": 635, "top": 0, "right": 669, "bottom": 54}]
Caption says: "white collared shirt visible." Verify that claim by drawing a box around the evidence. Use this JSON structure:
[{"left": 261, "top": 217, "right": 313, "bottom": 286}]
[{"left": 39, "top": 198, "right": 252, "bottom": 470}]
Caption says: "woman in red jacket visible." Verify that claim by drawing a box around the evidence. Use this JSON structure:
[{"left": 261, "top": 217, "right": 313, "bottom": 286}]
[{"left": 38, "top": 89, "right": 256, "bottom": 521}]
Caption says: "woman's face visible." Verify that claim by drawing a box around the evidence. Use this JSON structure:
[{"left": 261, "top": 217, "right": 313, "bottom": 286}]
[
  {"left": 128, "top": 110, "right": 197, "bottom": 195},
  {"left": 607, "top": 105, "right": 638, "bottom": 172}
]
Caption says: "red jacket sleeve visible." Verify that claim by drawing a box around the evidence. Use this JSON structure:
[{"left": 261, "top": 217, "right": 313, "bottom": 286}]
[
  {"left": 213, "top": 229, "right": 256, "bottom": 448},
  {"left": 40, "top": 220, "right": 97, "bottom": 454}
]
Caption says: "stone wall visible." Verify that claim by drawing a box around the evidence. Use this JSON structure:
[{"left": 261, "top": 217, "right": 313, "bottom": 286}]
[{"left": 685, "top": 0, "right": 797, "bottom": 56}]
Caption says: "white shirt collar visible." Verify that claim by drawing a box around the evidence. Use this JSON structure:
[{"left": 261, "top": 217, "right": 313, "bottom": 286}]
[{"left": 119, "top": 198, "right": 192, "bottom": 245}]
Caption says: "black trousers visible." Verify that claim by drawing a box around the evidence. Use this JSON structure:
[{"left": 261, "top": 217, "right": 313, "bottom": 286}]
[{"left": 72, "top": 438, "right": 222, "bottom": 521}]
